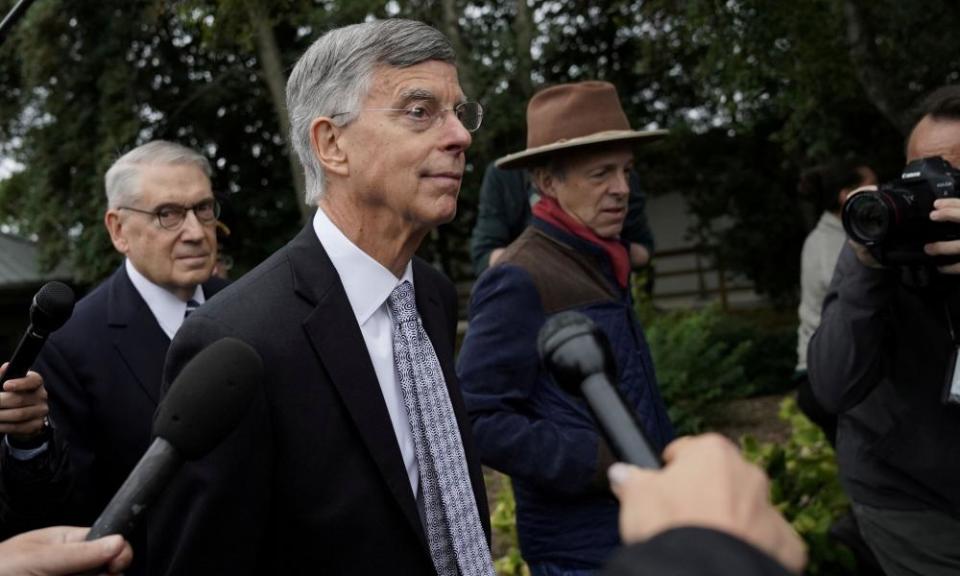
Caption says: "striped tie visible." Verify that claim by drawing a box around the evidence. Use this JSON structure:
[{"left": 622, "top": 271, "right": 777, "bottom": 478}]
[
  {"left": 388, "top": 281, "right": 494, "bottom": 576},
  {"left": 184, "top": 299, "right": 200, "bottom": 318}
]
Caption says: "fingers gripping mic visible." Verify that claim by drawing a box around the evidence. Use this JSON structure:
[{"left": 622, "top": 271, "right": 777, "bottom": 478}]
[
  {"left": 537, "top": 311, "right": 662, "bottom": 469},
  {"left": 0, "top": 281, "right": 75, "bottom": 385},
  {"left": 85, "top": 337, "right": 262, "bottom": 541}
]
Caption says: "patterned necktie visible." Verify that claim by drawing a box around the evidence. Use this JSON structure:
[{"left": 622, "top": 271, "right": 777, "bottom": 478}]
[
  {"left": 387, "top": 281, "right": 494, "bottom": 576},
  {"left": 184, "top": 299, "right": 200, "bottom": 318}
]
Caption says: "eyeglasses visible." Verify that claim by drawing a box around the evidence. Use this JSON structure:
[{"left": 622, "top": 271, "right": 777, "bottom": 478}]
[
  {"left": 332, "top": 101, "right": 483, "bottom": 132},
  {"left": 117, "top": 199, "right": 221, "bottom": 230}
]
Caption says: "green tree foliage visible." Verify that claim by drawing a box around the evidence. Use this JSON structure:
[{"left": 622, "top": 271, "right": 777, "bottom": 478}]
[{"left": 2, "top": 0, "right": 960, "bottom": 293}]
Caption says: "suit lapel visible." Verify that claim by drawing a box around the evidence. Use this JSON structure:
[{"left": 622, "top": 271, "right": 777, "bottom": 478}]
[
  {"left": 106, "top": 266, "right": 170, "bottom": 406},
  {"left": 287, "top": 227, "right": 428, "bottom": 552}
]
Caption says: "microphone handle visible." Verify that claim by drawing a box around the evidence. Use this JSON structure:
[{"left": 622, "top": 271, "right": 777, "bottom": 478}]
[
  {"left": 581, "top": 373, "right": 662, "bottom": 469},
  {"left": 86, "top": 437, "right": 182, "bottom": 541},
  {"left": 0, "top": 327, "right": 44, "bottom": 385}
]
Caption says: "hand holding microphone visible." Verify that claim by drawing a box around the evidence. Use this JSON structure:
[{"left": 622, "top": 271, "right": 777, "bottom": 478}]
[
  {"left": 0, "top": 281, "right": 74, "bottom": 446},
  {"left": 607, "top": 434, "right": 808, "bottom": 574},
  {"left": 0, "top": 365, "right": 48, "bottom": 439}
]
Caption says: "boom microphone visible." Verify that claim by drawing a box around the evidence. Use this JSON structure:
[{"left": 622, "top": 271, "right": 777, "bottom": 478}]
[
  {"left": 0, "top": 281, "right": 75, "bottom": 385},
  {"left": 537, "top": 311, "right": 662, "bottom": 469},
  {"left": 85, "top": 337, "right": 262, "bottom": 541}
]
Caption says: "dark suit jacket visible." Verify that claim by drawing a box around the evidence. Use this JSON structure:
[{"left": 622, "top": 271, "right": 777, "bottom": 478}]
[
  {"left": 147, "top": 225, "right": 490, "bottom": 575},
  {"left": 0, "top": 266, "right": 227, "bottom": 555},
  {"left": 603, "top": 528, "right": 792, "bottom": 576}
]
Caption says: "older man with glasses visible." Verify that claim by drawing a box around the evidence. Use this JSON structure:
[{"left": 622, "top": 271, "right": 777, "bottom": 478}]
[
  {"left": 145, "top": 19, "right": 493, "bottom": 576},
  {"left": 0, "top": 140, "right": 228, "bottom": 576}
]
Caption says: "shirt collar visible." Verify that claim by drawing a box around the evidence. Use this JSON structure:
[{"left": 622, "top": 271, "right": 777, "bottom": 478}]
[
  {"left": 125, "top": 258, "right": 205, "bottom": 340},
  {"left": 312, "top": 207, "right": 414, "bottom": 326}
]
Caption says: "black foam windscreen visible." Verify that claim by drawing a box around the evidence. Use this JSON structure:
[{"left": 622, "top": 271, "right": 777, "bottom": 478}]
[
  {"left": 153, "top": 337, "right": 261, "bottom": 460},
  {"left": 31, "top": 281, "right": 75, "bottom": 334},
  {"left": 537, "top": 311, "right": 609, "bottom": 393}
]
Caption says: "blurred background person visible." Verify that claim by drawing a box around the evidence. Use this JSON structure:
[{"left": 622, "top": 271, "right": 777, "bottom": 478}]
[{"left": 795, "top": 158, "right": 877, "bottom": 444}]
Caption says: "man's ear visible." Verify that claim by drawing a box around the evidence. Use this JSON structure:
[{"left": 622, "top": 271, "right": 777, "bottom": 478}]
[
  {"left": 104, "top": 210, "right": 128, "bottom": 254},
  {"left": 310, "top": 117, "right": 349, "bottom": 178}
]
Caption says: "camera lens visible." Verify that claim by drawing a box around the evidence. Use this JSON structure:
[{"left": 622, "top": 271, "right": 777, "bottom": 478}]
[{"left": 843, "top": 192, "right": 891, "bottom": 244}]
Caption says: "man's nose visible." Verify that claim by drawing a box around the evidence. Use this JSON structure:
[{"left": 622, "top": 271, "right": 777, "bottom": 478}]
[
  {"left": 441, "top": 112, "right": 472, "bottom": 153},
  {"left": 178, "top": 209, "right": 207, "bottom": 241},
  {"left": 611, "top": 171, "right": 630, "bottom": 196}
]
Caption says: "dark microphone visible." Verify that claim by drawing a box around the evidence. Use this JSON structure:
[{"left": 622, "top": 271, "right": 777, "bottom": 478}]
[
  {"left": 0, "top": 281, "right": 75, "bottom": 386},
  {"left": 537, "top": 311, "right": 662, "bottom": 469},
  {"left": 85, "top": 337, "right": 261, "bottom": 541}
]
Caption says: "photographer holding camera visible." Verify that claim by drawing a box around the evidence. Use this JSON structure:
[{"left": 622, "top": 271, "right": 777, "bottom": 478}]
[{"left": 808, "top": 85, "right": 960, "bottom": 576}]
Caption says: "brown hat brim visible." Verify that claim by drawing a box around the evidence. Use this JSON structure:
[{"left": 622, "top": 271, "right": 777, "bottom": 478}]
[{"left": 495, "top": 129, "right": 668, "bottom": 170}]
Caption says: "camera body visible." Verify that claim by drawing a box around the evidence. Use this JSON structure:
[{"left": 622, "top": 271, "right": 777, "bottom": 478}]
[{"left": 842, "top": 156, "right": 960, "bottom": 266}]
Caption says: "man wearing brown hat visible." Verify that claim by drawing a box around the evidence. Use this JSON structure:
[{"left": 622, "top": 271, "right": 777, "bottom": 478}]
[{"left": 457, "top": 81, "right": 675, "bottom": 574}]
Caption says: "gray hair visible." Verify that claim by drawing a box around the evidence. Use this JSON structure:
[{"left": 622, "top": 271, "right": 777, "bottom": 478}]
[
  {"left": 105, "top": 140, "right": 212, "bottom": 208},
  {"left": 286, "top": 19, "right": 456, "bottom": 205}
]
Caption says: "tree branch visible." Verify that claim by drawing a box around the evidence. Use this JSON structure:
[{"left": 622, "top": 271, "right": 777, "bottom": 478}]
[{"left": 843, "top": 0, "right": 910, "bottom": 135}]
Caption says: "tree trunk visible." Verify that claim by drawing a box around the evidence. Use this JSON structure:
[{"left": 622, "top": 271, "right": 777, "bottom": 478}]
[
  {"left": 513, "top": 0, "right": 535, "bottom": 98},
  {"left": 441, "top": 0, "right": 476, "bottom": 99},
  {"left": 842, "top": 0, "right": 911, "bottom": 136},
  {"left": 246, "top": 0, "right": 310, "bottom": 223}
]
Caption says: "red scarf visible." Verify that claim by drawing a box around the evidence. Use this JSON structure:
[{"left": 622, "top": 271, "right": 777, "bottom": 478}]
[{"left": 532, "top": 195, "right": 630, "bottom": 288}]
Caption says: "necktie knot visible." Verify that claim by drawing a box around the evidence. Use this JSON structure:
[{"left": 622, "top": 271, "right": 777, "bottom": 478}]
[
  {"left": 388, "top": 281, "right": 418, "bottom": 325},
  {"left": 184, "top": 299, "right": 200, "bottom": 318}
]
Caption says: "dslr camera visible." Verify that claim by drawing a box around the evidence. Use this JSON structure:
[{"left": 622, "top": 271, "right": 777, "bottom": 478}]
[{"left": 842, "top": 156, "right": 960, "bottom": 266}]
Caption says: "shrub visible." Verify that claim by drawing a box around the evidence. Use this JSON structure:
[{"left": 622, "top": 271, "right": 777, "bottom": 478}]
[
  {"left": 641, "top": 303, "right": 753, "bottom": 434},
  {"left": 489, "top": 475, "right": 528, "bottom": 576},
  {"left": 741, "top": 397, "right": 855, "bottom": 574}
]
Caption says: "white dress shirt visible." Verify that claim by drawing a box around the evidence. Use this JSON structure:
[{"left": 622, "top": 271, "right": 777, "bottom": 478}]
[
  {"left": 126, "top": 258, "right": 205, "bottom": 340},
  {"left": 313, "top": 207, "right": 420, "bottom": 498}
]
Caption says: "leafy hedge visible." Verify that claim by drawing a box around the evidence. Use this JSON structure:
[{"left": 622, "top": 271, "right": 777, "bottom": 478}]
[
  {"left": 639, "top": 302, "right": 797, "bottom": 435},
  {"left": 741, "top": 397, "right": 855, "bottom": 574}
]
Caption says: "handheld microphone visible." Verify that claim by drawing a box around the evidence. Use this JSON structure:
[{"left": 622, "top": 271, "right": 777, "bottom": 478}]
[
  {"left": 537, "top": 311, "right": 662, "bottom": 469},
  {"left": 85, "top": 337, "right": 262, "bottom": 541},
  {"left": 0, "top": 281, "right": 74, "bottom": 386}
]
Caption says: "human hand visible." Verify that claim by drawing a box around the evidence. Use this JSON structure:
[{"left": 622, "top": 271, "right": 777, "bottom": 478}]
[
  {"left": 628, "top": 243, "right": 651, "bottom": 268},
  {"left": 926, "top": 197, "right": 960, "bottom": 273},
  {"left": 0, "top": 526, "right": 132, "bottom": 575},
  {"left": 0, "top": 363, "right": 49, "bottom": 440},
  {"left": 608, "top": 433, "right": 807, "bottom": 574}
]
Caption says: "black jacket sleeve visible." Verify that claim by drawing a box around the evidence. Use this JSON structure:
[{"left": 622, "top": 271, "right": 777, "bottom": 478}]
[
  {"left": 0, "top": 431, "right": 74, "bottom": 538},
  {"left": 807, "top": 243, "right": 898, "bottom": 413},
  {"left": 603, "top": 527, "right": 793, "bottom": 576}
]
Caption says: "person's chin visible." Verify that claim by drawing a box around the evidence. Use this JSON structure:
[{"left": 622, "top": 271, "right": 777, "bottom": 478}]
[
  {"left": 593, "top": 218, "right": 625, "bottom": 239},
  {"left": 175, "top": 257, "right": 214, "bottom": 277}
]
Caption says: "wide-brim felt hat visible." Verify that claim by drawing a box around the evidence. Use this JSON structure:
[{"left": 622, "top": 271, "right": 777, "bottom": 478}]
[{"left": 496, "top": 81, "right": 667, "bottom": 170}]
